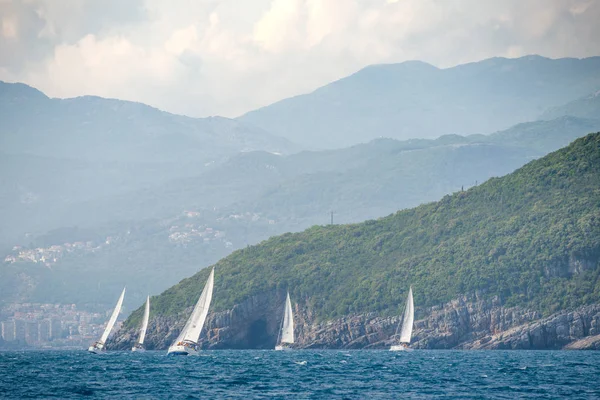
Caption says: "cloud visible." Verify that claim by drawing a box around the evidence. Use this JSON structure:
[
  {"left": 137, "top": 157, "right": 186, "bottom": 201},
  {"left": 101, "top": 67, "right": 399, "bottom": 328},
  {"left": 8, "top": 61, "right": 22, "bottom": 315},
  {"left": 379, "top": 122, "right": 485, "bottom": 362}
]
[
  {"left": 2, "top": 15, "right": 18, "bottom": 38},
  {"left": 0, "top": 0, "right": 599, "bottom": 117}
]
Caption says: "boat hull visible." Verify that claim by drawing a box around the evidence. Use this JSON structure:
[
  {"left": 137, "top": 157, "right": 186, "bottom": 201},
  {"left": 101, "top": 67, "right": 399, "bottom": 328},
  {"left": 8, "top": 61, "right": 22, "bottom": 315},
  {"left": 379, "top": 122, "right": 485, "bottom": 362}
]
[
  {"left": 275, "top": 345, "right": 293, "bottom": 351},
  {"left": 131, "top": 346, "right": 145, "bottom": 353},
  {"left": 88, "top": 345, "right": 105, "bottom": 354},
  {"left": 389, "top": 344, "right": 412, "bottom": 352},
  {"left": 167, "top": 344, "right": 198, "bottom": 356}
]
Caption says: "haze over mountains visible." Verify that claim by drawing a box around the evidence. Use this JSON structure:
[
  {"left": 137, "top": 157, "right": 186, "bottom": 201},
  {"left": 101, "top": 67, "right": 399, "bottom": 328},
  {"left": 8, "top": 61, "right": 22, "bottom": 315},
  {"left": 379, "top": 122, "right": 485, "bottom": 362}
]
[
  {"left": 0, "top": 81, "right": 297, "bottom": 243},
  {"left": 539, "top": 89, "right": 600, "bottom": 121},
  {"left": 0, "top": 82, "right": 296, "bottom": 163},
  {"left": 239, "top": 55, "right": 600, "bottom": 148},
  {"left": 1, "top": 55, "right": 599, "bottom": 312}
]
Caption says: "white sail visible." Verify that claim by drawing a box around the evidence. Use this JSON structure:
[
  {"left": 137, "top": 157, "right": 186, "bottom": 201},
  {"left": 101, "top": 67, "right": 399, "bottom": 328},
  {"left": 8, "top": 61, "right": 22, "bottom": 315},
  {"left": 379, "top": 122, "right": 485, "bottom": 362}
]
[
  {"left": 279, "top": 292, "right": 294, "bottom": 344},
  {"left": 137, "top": 296, "right": 150, "bottom": 345},
  {"left": 398, "top": 286, "right": 414, "bottom": 344},
  {"left": 100, "top": 287, "right": 126, "bottom": 344},
  {"left": 174, "top": 268, "right": 214, "bottom": 344}
]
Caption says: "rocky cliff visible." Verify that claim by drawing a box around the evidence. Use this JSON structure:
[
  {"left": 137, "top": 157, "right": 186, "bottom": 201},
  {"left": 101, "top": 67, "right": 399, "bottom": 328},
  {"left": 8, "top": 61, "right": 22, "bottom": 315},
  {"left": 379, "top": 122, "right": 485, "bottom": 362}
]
[
  {"left": 110, "top": 291, "right": 600, "bottom": 350},
  {"left": 460, "top": 304, "right": 600, "bottom": 350}
]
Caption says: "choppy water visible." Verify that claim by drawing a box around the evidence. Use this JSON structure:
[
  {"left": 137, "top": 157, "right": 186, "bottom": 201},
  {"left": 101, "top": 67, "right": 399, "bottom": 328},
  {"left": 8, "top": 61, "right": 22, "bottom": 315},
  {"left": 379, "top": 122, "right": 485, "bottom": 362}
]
[{"left": 1, "top": 350, "right": 599, "bottom": 399}]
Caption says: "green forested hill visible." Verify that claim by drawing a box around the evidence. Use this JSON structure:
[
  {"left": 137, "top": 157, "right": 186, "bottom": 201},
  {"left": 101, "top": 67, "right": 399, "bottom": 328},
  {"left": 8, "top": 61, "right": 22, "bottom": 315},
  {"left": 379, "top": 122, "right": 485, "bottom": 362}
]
[
  {"left": 126, "top": 133, "right": 600, "bottom": 326},
  {"left": 120, "top": 133, "right": 600, "bottom": 326}
]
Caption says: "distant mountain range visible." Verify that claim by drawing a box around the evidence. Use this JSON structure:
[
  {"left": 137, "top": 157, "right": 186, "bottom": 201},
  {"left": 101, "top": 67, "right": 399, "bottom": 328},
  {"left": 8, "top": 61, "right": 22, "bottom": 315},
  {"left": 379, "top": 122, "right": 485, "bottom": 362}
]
[
  {"left": 539, "top": 89, "right": 600, "bottom": 121},
  {"left": 1, "top": 55, "right": 600, "bottom": 310},
  {"left": 2, "top": 116, "right": 598, "bottom": 309},
  {"left": 0, "top": 81, "right": 297, "bottom": 242},
  {"left": 119, "top": 132, "right": 600, "bottom": 350},
  {"left": 239, "top": 55, "right": 600, "bottom": 148},
  {"left": 0, "top": 81, "right": 296, "bottom": 163},
  {"left": 53, "top": 113, "right": 600, "bottom": 231}
]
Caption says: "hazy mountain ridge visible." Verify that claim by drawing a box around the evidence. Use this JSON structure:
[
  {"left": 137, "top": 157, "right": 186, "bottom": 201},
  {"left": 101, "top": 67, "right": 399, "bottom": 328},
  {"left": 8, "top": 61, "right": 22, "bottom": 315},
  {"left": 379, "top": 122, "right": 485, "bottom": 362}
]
[
  {"left": 75, "top": 114, "right": 600, "bottom": 229},
  {"left": 539, "top": 90, "right": 600, "bottom": 121},
  {"left": 0, "top": 81, "right": 297, "bottom": 162},
  {"left": 0, "top": 81, "right": 298, "bottom": 241},
  {"left": 239, "top": 55, "right": 600, "bottom": 148}
]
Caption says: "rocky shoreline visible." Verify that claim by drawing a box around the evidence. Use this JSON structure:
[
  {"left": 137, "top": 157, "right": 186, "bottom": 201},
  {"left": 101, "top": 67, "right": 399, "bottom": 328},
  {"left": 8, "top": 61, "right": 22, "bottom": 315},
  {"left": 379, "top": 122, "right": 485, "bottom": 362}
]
[{"left": 110, "top": 292, "right": 600, "bottom": 351}]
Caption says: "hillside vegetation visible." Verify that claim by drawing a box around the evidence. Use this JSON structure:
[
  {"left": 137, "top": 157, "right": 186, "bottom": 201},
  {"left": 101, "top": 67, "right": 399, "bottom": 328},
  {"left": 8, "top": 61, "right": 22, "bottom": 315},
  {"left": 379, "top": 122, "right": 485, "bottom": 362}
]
[{"left": 126, "top": 133, "right": 600, "bottom": 326}]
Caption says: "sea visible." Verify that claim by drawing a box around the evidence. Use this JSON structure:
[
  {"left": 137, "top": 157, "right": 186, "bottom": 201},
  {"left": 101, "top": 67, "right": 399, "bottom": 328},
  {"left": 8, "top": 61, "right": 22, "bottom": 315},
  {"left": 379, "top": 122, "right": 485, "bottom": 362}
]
[{"left": 1, "top": 350, "right": 599, "bottom": 399}]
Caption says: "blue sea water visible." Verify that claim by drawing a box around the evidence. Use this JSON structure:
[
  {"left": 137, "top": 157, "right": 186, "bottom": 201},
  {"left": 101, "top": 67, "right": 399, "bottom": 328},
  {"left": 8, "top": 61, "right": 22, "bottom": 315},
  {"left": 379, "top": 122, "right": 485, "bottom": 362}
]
[{"left": 1, "top": 350, "right": 599, "bottom": 399}]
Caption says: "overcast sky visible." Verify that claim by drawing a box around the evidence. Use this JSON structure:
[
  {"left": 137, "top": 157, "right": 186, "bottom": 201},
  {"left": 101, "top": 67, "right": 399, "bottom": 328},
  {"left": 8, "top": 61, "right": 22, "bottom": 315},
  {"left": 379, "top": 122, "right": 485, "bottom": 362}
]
[{"left": 1, "top": 0, "right": 599, "bottom": 118}]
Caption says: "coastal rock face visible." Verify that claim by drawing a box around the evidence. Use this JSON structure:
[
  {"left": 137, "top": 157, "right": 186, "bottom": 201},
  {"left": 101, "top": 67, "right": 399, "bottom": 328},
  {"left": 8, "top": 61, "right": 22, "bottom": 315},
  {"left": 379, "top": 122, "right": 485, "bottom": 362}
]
[
  {"left": 411, "top": 296, "right": 541, "bottom": 349},
  {"left": 564, "top": 334, "right": 600, "bottom": 350},
  {"left": 461, "top": 304, "right": 600, "bottom": 350},
  {"left": 110, "top": 292, "right": 600, "bottom": 350}
]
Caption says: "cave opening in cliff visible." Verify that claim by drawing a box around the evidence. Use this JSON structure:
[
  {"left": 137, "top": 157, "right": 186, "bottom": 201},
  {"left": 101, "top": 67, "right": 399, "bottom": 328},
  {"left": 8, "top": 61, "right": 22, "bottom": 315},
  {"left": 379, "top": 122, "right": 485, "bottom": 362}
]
[{"left": 246, "top": 319, "right": 272, "bottom": 349}]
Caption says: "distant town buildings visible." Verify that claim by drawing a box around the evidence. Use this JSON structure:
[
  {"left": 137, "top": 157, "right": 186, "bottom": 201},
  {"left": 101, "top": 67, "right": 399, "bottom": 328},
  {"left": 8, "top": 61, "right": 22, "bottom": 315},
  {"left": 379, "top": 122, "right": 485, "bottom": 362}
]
[
  {"left": 3, "top": 210, "right": 278, "bottom": 268},
  {"left": 0, "top": 303, "right": 116, "bottom": 349},
  {"left": 4, "top": 239, "right": 110, "bottom": 267},
  {"left": 168, "top": 223, "right": 228, "bottom": 246}
]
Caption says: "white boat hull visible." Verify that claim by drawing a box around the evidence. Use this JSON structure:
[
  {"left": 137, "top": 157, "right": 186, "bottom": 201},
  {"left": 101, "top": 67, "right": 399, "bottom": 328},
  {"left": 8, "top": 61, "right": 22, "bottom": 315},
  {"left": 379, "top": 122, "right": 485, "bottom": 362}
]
[
  {"left": 131, "top": 346, "right": 145, "bottom": 353},
  {"left": 88, "top": 345, "right": 105, "bottom": 354},
  {"left": 167, "top": 344, "right": 199, "bottom": 356},
  {"left": 389, "top": 344, "right": 412, "bottom": 352},
  {"left": 275, "top": 345, "right": 293, "bottom": 351}
]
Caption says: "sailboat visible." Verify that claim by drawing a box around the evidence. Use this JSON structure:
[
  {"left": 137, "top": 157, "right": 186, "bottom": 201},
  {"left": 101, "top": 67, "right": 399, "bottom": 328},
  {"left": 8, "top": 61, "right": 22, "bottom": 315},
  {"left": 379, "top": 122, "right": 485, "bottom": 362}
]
[
  {"left": 390, "top": 286, "right": 414, "bottom": 351},
  {"left": 132, "top": 295, "right": 150, "bottom": 352},
  {"left": 275, "top": 291, "right": 294, "bottom": 350},
  {"left": 167, "top": 268, "right": 214, "bottom": 356},
  {"left": 88, "top": 287, "right": 126, "bottom": 354}
]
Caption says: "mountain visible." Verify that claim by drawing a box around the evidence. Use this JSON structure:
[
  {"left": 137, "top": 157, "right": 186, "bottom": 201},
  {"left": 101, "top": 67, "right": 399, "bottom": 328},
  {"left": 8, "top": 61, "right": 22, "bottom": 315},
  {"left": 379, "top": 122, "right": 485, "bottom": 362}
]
[
  {"left": 3, "top": 55, "right": 599, "bottom": 241},
  {"left": 2, "top": 116, "right": 599, "bottom": 309},
  {"left": 483, "top": 116, "right": 600, "bottom": 154},
  {"left": 539, "top": 89, "right": 600, "bottom": 121},
  {"left": 0, "top": 81, "right": 298, "bottom": 242},
  {"left": 0, "top": 139, "right": 530, "bottom": 308},
  {"left": 117, "top": 132, "right": 600, "bottom": 349},
  {"left": 238, "top": 56, "right": 600, "bottom": 148},
  {"left": 63, "top": 114, "right": 600, "bottom": 229},
  {"left": 0, "top": 81, "right": 296, "bottom": 163}
]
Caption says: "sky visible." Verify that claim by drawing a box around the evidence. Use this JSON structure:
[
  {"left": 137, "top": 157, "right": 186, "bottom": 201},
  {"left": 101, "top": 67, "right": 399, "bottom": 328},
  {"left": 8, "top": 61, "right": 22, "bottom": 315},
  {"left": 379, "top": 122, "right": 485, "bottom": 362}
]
[{"left": 1, "top": 0, "right": 599, "bottom": 118}]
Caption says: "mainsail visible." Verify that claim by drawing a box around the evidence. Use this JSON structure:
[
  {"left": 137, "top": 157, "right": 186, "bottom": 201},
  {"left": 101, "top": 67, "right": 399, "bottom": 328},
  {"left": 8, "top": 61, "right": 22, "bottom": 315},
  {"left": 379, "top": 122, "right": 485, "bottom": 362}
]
[
  {"left": 278, "top": 292, "right": 294, "bottom": 344},
  {"left": 398, "top": 286, "right": 414, "bottom": 344},
  {"left": 100, "top": 287, "right": 126, "bottom": 344},
  {"left": 174, "top": 268, "right": 214, "bottom": 344},
  {"left": 136, "top": 296, "right": 150, "bottom": 346}
]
